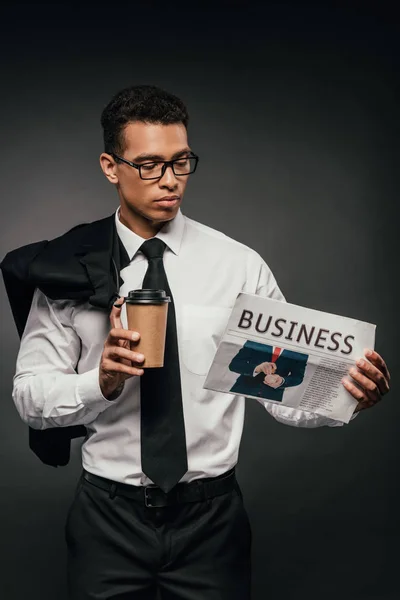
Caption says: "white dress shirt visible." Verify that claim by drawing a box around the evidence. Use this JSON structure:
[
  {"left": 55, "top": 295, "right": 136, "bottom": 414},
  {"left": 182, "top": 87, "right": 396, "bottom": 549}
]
[{"left": 12, "top": 207, "right": 345, "bottom": 486}]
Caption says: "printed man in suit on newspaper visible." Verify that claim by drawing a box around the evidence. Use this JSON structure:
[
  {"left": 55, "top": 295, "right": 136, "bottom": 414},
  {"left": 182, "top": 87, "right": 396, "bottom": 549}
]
[{"left": 229, "top": 340, "right": 308, "bottom": 401}]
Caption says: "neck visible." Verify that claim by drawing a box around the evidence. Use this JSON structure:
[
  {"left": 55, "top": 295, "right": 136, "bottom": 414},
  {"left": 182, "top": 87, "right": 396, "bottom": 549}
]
[{"left": 118, "top": 205, "right": 167, "bottom": 239}]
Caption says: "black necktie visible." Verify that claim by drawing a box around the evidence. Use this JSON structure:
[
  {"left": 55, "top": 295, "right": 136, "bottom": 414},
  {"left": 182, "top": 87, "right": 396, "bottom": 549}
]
[{"left": 139, "top": 238, "right": 188, "bottom": 493}]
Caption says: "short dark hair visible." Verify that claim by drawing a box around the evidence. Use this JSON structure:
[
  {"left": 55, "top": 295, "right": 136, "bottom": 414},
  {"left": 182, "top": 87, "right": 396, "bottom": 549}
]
[{"left": 100, "top": 84, "right": 189, "bottom": 155}]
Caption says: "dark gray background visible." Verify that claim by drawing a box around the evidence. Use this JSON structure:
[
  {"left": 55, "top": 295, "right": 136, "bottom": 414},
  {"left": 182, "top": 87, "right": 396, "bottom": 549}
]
[{"left": 0, "top": 3, "right": 398, "bottom": 599}]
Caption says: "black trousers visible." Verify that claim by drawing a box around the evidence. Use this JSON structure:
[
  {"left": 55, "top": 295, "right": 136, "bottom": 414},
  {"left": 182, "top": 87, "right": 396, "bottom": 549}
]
[{"left": 65, "top": 469, "right": 252, "bottom": 599}]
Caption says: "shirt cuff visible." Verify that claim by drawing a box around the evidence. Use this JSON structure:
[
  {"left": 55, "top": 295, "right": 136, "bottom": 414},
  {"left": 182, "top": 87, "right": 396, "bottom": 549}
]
[{"left": 76, "top": 367, "right": 116, "bottom": 407}]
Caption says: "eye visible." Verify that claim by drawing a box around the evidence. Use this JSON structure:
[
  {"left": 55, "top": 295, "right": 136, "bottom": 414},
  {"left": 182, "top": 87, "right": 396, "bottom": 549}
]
[
  {"left": 141, "top": 162, "right": 159, "bottom": 171},
  {"left": 175, "top": 158, "right": 189, "bottom": 166}
]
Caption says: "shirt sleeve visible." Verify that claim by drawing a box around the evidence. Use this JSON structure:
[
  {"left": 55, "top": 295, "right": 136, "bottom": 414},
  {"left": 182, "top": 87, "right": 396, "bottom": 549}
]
[
  {"left": 254, "top": 256, "right": 358, "bottom": 428},
  {"left": 255, "top": 257, "right": 286, "bottom": 302},
  {"left": 12, "top": 288, "right": 114, "bottom": 430}
]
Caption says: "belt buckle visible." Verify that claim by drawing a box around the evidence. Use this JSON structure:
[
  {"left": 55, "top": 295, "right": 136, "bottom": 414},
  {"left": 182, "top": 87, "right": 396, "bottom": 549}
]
[{"left": 144, "top": 484, "right": 167, "bottom": 508}]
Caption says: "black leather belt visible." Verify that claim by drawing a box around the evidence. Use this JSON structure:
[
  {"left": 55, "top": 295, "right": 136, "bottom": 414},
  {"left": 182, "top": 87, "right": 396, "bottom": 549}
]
[{"left": 82, "top": 467, "right": 236, "bottom": 508}]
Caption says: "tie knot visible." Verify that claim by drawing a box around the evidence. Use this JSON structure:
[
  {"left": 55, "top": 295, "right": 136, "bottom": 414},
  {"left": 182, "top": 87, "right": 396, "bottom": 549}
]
[{"left": 140, "top": 238, "right": 166, "bottom": 260}]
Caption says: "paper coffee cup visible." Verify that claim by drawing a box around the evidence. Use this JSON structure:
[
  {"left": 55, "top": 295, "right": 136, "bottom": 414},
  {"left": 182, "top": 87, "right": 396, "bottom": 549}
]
[{"left": 125, "top": 289, "right": 170, "bottom": 368}]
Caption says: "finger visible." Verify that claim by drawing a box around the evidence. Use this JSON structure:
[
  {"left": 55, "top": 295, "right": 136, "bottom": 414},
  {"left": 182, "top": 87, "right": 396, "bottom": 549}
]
[
  {"left": 102, "top": 358, "right": 144, "bottom": 377},
  {"left": 107, "top": 327, "right": 140, "bottom": 346},
  {"left": 106, "top": 346, "right": 145, "bottom": 364},
  {"left": 348, "top": 367, "right": 381, "bottom": 404},
  {"left": 113, "top": 296, "right": 125, "bottom": 308},
  {"left": 356, "top": 356, "right": 390, "bottom": 396},
  {"left": 341, "top": 376, "right": 367, "bottom": 404},
  {"left": 110, "top": 296, "right": 126, "bottom": 331},
  {"left": 363, "top": 349, "right": 391, "bottom": 383},
  {"left": 342, "top": 375, "right": 378, "bottom": 412}
]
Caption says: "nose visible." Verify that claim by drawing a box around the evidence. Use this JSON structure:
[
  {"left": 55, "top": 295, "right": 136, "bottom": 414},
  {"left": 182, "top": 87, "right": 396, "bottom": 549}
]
[{"left": 159, "top": 163, "right": 179, "bottom": 188}]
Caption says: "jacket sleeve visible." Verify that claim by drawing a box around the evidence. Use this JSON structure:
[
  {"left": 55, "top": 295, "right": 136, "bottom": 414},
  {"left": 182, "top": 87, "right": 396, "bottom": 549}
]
[
  {"left": 12, "top": 288, "right": 115, "bottom": 430},
  {"left": 0, "top": 241, "right": 48, "bottom": 338},
  {"left": 228, "top": 347, "right": 264, "bottom": 376},
  {"left": 279, "top": 357, "right": 308, "bottom": 388}
]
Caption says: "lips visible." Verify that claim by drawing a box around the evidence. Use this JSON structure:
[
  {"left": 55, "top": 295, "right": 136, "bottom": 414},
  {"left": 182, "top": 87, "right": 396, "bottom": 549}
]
[
  {"left": 155, "top": 196, "right": 180, "bottom": 202},
  {"left": 154, "top": 196, "right": 180, "bottom": 208}
]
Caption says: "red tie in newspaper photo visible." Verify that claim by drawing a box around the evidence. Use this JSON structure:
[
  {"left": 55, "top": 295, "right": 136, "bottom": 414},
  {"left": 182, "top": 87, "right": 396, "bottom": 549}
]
[{"left": 271, "top": 347, "right": 282, "bottom": 363}]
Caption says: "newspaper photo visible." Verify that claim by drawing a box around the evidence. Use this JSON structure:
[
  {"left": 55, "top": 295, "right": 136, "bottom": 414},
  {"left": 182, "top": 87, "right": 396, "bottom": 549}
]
[{"left": 203, "top": 293, "right": 376, "bottom": 423}]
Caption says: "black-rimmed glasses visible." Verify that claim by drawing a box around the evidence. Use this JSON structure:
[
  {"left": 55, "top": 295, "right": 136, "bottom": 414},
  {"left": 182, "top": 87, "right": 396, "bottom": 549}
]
[{"left": 111, "top": 152, "right": 199, "bottom": 180}]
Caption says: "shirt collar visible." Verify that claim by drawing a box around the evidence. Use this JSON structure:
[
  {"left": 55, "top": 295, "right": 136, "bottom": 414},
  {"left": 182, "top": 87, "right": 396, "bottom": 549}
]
[{"left": 115, "top": 206, "right": 185, "bottom": 261}]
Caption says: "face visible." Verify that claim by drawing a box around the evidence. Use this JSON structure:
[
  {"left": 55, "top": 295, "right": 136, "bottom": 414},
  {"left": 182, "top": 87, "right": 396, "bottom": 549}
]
[{"left": 100, "top": 121, "right": 192, "bottom": 229}]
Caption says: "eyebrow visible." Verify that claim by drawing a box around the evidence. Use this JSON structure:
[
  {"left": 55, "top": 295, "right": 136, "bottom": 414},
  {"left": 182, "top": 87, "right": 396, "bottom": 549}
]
[{"left": 132, "top": 148, "right": 192, "bottom": 163}]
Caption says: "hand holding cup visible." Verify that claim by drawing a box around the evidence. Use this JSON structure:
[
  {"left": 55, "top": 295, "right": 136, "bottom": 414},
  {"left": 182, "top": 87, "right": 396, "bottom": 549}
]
[{"left": 99, "top": 296, "right": 145, "bottom": 399}]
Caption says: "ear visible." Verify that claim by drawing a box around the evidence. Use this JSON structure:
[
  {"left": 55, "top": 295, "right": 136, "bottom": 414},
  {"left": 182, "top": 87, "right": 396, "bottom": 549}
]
[{"left": 100, "top": 153, "right": 119, "bottom": 184}]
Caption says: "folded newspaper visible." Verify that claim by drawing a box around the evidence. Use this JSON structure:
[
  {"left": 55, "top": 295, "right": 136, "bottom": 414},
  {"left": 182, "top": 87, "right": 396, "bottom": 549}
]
[{"left": 203, "top": 293, "right": 376, "bottom": 423}]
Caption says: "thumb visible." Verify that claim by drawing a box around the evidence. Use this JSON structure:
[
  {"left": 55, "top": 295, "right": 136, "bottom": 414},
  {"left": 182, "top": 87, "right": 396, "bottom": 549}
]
[{"left": 110, "top": 296, "right": 125, "bottom": 331}]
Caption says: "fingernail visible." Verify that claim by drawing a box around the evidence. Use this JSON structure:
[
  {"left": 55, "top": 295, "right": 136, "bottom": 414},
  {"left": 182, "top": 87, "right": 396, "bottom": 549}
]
[
  {"left": 131, "top": 332, "right": 139, "bottom": 341},
  {"left": 366, "top": 349, "right": 373, "bottom": 357},
  {"left": 136, "top": 354, "right": 144, "bottom": 361},
  {"left": 356, "top": 359, "right": 365, "bottom": 367}
]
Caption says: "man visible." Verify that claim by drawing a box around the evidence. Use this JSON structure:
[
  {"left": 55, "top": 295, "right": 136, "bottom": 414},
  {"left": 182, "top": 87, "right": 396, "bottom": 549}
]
[
  {"left": 2, "top": 85, "right": 390, "bottom": 600},
  {"left": 229, "top": 341, "right": 308, "bottom": 401}
]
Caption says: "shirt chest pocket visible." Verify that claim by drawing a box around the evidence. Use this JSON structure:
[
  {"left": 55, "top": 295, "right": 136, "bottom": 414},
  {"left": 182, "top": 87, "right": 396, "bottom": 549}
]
[{"left": 179, "top": 304, "right": 232, "bottom": 376}]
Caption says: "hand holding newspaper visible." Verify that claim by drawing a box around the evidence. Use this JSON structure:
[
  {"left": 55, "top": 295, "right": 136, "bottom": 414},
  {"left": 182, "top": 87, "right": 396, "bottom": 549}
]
[{"left": 203, "top": 293, "right": 376, "bottom": 423}]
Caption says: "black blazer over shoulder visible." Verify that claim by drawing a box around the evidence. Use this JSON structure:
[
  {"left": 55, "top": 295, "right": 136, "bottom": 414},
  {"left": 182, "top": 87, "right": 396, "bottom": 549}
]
[{"left": 0, "top": 212, "right": 130, "bottom": 467}]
